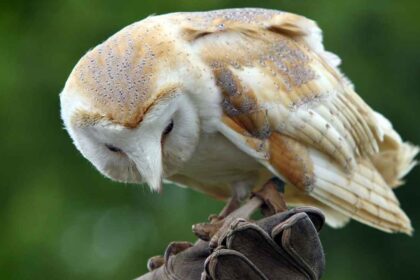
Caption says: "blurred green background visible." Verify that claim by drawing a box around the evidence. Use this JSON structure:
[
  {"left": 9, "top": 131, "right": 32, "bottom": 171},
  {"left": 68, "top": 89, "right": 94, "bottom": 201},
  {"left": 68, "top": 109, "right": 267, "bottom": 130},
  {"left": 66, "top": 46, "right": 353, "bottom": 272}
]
[{"left": 1, "top": 0, "right": 419, "bottom": 279}]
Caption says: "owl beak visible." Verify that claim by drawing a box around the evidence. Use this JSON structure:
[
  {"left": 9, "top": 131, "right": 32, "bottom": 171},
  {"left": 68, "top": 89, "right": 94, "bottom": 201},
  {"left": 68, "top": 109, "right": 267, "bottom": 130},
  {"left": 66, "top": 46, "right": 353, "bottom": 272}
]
[{"left": 130, "top": 137, "right": 163, "bottom": 192}]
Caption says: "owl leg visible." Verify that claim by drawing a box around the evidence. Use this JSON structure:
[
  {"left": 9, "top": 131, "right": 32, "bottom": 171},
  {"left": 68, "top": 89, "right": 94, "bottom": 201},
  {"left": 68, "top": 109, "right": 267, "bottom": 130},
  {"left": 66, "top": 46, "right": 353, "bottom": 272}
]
[
  {"left": 253, "top": 177, "right": 288, "bottom": 216},
  {"left": 193, "top": 178, "right": 287, "bottom": 247},
  {"left": 211, "top": 181, "right": 253, "bottom": 221},
  {"left": 192, "top": 196, "right": 262, "bottom": 243},
  {"left": 208, "top": 197, "right": 240, "bottom": 223},
  {"left": 195, "top": 182, "right": 252, "bottom": 241}
]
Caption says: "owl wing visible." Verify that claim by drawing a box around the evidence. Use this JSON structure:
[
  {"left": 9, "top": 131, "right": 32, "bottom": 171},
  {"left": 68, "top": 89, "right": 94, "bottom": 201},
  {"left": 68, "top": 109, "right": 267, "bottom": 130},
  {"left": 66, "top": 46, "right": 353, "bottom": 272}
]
[{"left": 183, "top": 9, "right": 417, "bottom": 233}]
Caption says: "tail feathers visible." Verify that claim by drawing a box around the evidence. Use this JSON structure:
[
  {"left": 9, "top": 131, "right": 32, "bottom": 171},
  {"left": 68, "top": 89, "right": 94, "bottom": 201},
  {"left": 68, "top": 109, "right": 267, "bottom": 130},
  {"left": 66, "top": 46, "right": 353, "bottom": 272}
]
[
  {"left": 309, "top": 149, "right": 413, "bottom": 235},
  {"left": 371, "top": 112, "right": 419, "bottom": 188},
  {"left": 285, "top": 186, "right": 350, "bottom": 228},
  {"left": 396, "top": 143, "right": 419, "bottom": 182},
  {"left": 372, "top": 142, "right": 418, "bottom": 188}
]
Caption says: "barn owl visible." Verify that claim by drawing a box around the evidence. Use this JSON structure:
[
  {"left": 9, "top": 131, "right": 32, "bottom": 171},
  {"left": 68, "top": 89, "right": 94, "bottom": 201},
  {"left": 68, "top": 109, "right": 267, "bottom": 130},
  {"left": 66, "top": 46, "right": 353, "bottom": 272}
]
[{"left": 60, "top": 8, "right": 418, "bottom": 234}]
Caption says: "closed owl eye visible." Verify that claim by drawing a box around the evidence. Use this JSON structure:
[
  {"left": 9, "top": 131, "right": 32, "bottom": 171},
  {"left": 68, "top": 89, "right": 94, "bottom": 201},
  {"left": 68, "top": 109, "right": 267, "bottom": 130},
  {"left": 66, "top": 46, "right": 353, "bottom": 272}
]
[
  {"left": 105, "top": 144, "right": 123, "bottom": 153},
  {"left": 162, "top": 119, "right": 174, "bottom": 136}
]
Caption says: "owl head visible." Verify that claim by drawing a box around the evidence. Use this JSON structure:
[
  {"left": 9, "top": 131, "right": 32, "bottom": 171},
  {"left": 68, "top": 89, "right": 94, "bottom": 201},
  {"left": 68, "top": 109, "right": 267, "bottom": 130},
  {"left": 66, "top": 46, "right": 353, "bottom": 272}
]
[{"left": 60, "top": 19, "right": 205, "bottom": 191}]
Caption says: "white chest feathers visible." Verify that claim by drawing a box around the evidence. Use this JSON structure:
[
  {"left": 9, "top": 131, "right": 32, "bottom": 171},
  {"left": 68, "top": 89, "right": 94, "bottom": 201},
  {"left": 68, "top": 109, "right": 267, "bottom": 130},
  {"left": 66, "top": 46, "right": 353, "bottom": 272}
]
[{"left": 178, "top": 131, "right": 262, "bottom": 185}]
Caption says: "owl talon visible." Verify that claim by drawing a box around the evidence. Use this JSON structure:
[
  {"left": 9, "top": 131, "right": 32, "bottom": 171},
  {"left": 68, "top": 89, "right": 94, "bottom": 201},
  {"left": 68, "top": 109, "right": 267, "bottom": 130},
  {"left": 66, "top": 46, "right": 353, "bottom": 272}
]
[
  {"left": 253, "top": 177, "right": 288, "bottom": 216},
  {"left": 194, "top": 194, "right": 245, "bottom": 240},
  {"left": 194, "top": 197, "right": 264, "bottom": 247},
  {"left": 194, "top": 178, "right": 287, "bottom": 245},
  {"left": 193, "top": 217, "right": 235, "bottom": 248},
  {"left": 192, "top": 220, "right": 224, "bottom": 241},
  {"left": 208, "top": 214, "right": 223, "bottom": 223},
  {"left": 208, "top": 216, "right": 237, "bottom": 249}
]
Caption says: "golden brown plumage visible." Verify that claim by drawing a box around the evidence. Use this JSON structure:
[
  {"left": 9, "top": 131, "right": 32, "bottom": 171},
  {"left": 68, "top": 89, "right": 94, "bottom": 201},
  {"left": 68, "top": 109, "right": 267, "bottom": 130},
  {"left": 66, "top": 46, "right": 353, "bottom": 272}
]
[
  {"left": 62, "top": 8, "right": 418, "bottom": 234},
  {"left": 186, "top": 9, "right": 418, "bottom": 234}
]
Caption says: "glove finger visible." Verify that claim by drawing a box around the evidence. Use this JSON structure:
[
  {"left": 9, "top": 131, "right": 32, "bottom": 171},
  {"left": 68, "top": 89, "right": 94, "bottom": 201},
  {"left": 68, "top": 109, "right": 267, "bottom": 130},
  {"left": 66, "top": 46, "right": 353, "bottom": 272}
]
[
  {"left": 147, "top": 255, "right": 165, "bottom": 272},
  {"left": 164, "top": 240, "right": 211, "bottom": 280},
  {"left": 204, "top": 248, "right": 268, "bottom": 280},
  {"left": 272, "top": 212, "right": 325, "bottom": 279},
  {"left": 256, "top": 206, "right": 325, "bottom": 234},
  {"left": 223, "top": 220, "right": 307, "bottom": 279},
  {"left": 163, "top": 241, "right": 194, "bottom": 263},
  {"left": 144, "top": 242, "right": 194, "bottom": 275}
]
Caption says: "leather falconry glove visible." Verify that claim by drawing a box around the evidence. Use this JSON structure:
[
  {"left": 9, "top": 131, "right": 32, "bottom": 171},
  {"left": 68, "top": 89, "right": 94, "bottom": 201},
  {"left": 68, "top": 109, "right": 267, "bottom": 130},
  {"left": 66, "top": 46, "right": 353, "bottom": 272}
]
[{"left": 137, "top": 207, "right": 325, "bottom": 280}]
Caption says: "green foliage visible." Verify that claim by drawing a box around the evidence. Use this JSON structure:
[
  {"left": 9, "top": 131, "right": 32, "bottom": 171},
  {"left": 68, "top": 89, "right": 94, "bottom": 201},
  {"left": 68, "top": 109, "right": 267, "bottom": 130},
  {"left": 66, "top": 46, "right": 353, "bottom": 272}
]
[{"left": 1, "top": 0, "right": 419, "bottom": 279}]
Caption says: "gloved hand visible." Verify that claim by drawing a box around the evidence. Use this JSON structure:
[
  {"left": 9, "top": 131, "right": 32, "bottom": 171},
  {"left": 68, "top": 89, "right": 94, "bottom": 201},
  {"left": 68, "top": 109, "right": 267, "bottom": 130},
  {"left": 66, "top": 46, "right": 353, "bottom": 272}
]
[{"left": 136, "top": 207, "right": 325, "bottom": 280}]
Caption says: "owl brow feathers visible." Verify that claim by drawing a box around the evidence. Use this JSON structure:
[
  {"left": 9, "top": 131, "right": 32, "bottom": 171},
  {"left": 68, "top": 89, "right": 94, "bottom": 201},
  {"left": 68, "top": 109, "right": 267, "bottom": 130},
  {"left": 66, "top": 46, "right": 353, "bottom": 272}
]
[{"left": 71, "top": 85, "right": 181, "bottom": 128}]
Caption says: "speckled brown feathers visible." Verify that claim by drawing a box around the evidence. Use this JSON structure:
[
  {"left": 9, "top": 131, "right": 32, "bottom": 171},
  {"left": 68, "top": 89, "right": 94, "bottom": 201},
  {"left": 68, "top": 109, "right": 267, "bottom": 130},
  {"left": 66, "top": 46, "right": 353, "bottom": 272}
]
[
  {"left": 66, "top": 19, "right": 186, "bottom": 128},
  {"left": 183, "top": 8, "right": 417, "bottom": 234},
  {"left": 196, "top": 17, "right": 366, "bottom": 171}
]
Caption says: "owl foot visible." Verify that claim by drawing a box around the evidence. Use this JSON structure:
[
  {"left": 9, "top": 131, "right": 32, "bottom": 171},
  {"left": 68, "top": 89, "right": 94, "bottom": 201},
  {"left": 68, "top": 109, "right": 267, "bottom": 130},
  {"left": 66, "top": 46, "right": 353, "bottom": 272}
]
[
  {"left": 206, "top": 195, "right": 242, "bottom": 225},
  {"left": 193, "top": 189, "right": 247, "bottom": 240},
  {"left": 218, "top": 195, "right": 242, "bottom": 218},
  {"left": 193, "top": 196, "right": 263, "bottom": 247},
  {"left": 252, "top": 177, "right": 288, "bottom": 216},
  {"left": 192, "top": 220, "right": 224, "bottom": 242},
  {"left": 193, "top": 177, "right": 288, "bottom": 247}
]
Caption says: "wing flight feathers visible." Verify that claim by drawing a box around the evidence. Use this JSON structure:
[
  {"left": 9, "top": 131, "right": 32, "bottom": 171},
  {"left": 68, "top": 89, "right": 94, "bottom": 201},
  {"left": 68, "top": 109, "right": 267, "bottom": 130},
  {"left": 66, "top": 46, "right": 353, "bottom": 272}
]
[{"left": 184, "top": 9, "right": 417, "bottom": 233}]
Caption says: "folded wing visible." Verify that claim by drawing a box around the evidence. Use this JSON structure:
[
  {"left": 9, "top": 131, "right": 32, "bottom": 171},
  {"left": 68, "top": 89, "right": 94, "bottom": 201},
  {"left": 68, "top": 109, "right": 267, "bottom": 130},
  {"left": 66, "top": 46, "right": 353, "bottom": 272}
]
[{"left": 184, "top": 8, "right": 417, "bottom": 233}]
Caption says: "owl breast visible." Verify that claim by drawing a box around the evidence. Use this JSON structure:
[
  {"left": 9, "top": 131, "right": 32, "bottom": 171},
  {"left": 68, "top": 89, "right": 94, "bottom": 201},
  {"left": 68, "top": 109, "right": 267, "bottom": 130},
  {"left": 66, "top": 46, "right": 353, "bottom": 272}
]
[{"left": 173, "top": 131, "right": 263, "bottom": 194}]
